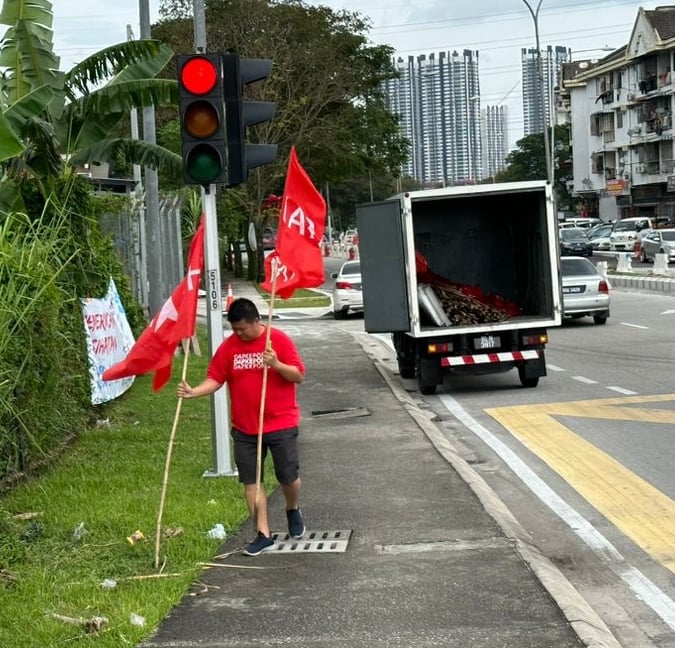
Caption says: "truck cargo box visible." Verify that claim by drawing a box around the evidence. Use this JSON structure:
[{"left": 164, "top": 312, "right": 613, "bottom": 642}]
[{"left": 356, "top": 181, "right": 562, "bottom": 336}]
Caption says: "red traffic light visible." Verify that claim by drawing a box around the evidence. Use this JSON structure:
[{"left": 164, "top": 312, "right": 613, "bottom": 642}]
[{"left": 180, "top": 57, "right": 218, "bottom": 95}]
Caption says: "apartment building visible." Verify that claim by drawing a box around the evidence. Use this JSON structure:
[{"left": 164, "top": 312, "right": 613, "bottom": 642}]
[
  {"left": 563, "top": 6, "right": 675, "bottom": 222},
  {"left": 522, "top": 45, "right": 571, "bottom": 136},
  {"left": 384, "top": 50, "right": 482, "bottom": 185},
  {"left": 481, "top": 105, "right": 509, "bottom": 180}
]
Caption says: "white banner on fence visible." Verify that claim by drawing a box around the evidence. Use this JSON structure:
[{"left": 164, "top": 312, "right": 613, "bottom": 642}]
[{"left": 81, "top": 278, "right": 136, "bottom": 404}]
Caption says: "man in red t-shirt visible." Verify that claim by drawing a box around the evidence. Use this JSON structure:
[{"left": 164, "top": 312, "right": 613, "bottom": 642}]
[{"left": 177, "top": 298, "right": 306, "bottom": 556}]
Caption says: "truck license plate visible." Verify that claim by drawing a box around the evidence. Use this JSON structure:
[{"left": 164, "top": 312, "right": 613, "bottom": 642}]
[{"left": 474, "top": 335, "right": 499, "bottom": 350}]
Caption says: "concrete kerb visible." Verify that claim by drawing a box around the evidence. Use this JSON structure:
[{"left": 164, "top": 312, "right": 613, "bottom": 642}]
[{"left": 364, "top": 346, "right": 622, "bottom": 648}]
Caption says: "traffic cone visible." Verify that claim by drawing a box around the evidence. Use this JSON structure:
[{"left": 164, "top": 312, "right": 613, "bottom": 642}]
[{"left": 224, "top": 284, "right": 234, "bottom": 313}]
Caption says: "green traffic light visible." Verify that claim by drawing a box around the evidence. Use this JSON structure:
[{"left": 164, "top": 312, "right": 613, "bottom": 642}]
[{"left": 186, "top": 144, "right": 222, "bottom": 184}]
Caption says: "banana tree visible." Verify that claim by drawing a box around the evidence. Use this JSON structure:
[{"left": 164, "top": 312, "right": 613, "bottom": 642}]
[{"left": 0, "top": 0, "right": 181, "bottom": 215}]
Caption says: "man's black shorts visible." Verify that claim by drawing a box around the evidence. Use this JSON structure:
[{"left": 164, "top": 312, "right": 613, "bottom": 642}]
[{"left": 231, "top": 427, "right": 299, "bottom": 485}]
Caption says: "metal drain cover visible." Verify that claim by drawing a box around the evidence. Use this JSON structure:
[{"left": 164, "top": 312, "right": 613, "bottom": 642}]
[
  {"left": 270, "top": 529, "right": 352, "bottom": 553},
  {"left": 311, "top": 408, "right": 371, "bottom": 420}
]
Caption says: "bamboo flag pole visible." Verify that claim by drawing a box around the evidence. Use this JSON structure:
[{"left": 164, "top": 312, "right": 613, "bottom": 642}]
[
  {"left": 254, "top": 258, "right": 278, "bottom": 510},
  {"left": 154, "top": 339, "right": 191, "bottom": 570}
]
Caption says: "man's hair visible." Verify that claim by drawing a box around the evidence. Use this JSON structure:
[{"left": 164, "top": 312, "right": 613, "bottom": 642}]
[{"left": 226, "top": 297, "right": 260, "bottom": 323}]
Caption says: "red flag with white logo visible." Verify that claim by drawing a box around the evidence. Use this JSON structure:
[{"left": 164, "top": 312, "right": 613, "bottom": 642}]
[
  {"left": 102, "top": 217, "right": 205, "bottom": 391},
  {"left": 260, "top": 146, "right": 326, "bottom": 298}
]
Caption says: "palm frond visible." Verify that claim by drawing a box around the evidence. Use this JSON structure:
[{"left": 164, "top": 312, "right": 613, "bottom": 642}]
[
  {"left": 67, "top": 78, "right": 178, "bottom": 118},
  {"left": 0, "top": 111, "right": 23, "bottom": 160},
  {"left": 64, "top": 40, "right": 164, "bottom": 98},
  {"left": 69, "top": 137, "right": 181, "bottom": 174}
]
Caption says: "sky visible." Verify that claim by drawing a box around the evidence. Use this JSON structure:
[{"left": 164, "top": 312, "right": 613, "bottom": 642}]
[{"left": 50, "top": 0, "right": 665, "bottom": 146}]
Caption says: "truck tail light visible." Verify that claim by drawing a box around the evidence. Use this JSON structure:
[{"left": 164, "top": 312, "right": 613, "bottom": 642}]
[
  {"left": 335, "top": 281, "right": 354, "bottom": 289},
  {"left": 427, "top": 342, "right": 452, "bottom": 353},
  {"left": 521, "top": 333, "right": 548, "bottom": 346},
  {"left": 598, "top": 280, "right": 609, "bottom": 294}
]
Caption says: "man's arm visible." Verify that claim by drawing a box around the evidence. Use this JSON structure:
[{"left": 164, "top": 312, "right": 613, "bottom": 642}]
[
  {"left": 177, "top": 377, "right": 223, "bottom": 399},
  {"left": 263, "top": 348, "right": 304, "bottom": 384}
]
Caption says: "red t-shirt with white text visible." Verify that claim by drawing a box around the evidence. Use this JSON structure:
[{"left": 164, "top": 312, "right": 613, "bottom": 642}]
[{"left": 207, "top": 327, "right": 305, "bottom": 435}]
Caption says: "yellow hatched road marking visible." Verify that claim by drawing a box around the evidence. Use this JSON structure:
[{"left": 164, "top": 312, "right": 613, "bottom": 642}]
[{"left": 486, "top": 394, "right": 675, "bottom": 573}]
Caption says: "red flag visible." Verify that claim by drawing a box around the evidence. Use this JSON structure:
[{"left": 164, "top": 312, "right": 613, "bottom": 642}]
[
  {"left": 102, "top": 217, "right": 206, "bottom": 391},
  {"left": 260, "top": 146, "right": 326, "bottom": 298}
]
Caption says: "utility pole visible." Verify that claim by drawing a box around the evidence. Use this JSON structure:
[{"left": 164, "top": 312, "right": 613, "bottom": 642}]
[
  {"left": 522, "top": 0, "right": 554, "bottom": 187},
  {"left": 139, "top": 0, "right": 163, "bottom": 316},
  {"left": 191, "top": 0, "right": 236, "bottom": 477}
]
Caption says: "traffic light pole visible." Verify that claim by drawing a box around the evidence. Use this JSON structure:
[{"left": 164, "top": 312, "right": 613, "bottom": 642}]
[{"left": 202, "top": 186, "right": 236, "bottom": 477}]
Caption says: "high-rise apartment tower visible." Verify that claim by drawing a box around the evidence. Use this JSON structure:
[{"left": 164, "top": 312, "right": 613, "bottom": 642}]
[{"left": 384, "top": 50, "right": 482, "bottom": 185}]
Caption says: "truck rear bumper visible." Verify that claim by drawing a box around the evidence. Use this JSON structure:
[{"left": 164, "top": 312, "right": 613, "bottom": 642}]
[{"left": 440, "top": 349, "right": 541, "bottom": 367}]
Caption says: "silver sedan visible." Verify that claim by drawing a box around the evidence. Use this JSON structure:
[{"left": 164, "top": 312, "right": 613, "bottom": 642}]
[
  {"left": 560, "top": 256, "right": 610, "bottom": 325},
  {"left": 639, "top": 228, "right": 675, "bottom": 263}
]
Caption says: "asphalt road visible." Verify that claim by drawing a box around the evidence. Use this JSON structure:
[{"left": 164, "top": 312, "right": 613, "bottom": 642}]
[{"left": 329, "top": 289, "right": 675, "bottom": 648}]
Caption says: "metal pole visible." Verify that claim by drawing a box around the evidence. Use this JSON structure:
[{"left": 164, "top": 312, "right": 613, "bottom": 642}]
[
  {"left": 139, "top": 0, "right": 163, "bottom": 316},
  {"left": 193, "top": 0, "right": 236, "bottom": 476},
  {"left": 522, "top": 0, "right": 553, "bottom": 186},
  {"left": 202, "top": 187, "right": 235, "bottom": 476}
]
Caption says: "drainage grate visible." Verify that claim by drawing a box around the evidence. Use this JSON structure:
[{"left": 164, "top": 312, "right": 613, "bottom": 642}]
[
  {"left": 270, "top": 529, "right": 352, "bottom": 553},
  {"left": 311, "top": 408, "right": 371, "bottom": 420}
]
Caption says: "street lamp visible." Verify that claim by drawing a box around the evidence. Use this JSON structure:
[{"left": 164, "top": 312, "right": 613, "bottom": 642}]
[{"left": 522, "top": 0, "right": 553, "bottom": 186}]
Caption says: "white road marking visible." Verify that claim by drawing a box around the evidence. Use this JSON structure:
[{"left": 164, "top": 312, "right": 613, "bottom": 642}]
[
  {"left": 662, "top": 310, "right": 675, "bottom": 315},
  {"left": 621, "top": 322, "right": 649, "bottom": 330},
  {"left": 573, "top": 376, "right": 598, "bottom": 384},
  {"left": 437, "top": 393, "right": 675, "bottom": 631},
  {"left": 607, "top": 386, "right": 639, "bottom": 395},
  {"left": 547, "top": 364, "right": 565, "bottom": 372}
]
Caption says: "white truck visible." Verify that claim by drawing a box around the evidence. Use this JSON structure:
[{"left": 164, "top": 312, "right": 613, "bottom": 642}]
[{"left": 356, "top": 181, "right": 562, "bottom": 394}]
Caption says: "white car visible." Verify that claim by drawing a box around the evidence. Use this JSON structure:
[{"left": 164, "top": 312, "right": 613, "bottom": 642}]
[
  {"left": 586, "top": 223, "right": 613, "bottom": 250},
  {"left": 330, "top": 261, "right": 363, "bottom": 318},
  {"left": 608, "top": 217, "right": 654, "bottom": 251}
]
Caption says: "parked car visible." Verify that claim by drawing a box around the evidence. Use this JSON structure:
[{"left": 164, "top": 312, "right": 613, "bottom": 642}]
[
  {"left": 330, "top": 261, "right": 363, "bottom": 318},
  {"left": 639, "top": 227, "right": 675, "bottom": 263},
  {"left": 559, "top": 227, "right": 593, "bottom": 256},
  {"left": 586, "top": 223, "right": 613, "bottom": 250},
  {"left": 560, "top": 256, "right": 610, "bottom": 325},
  {"left": 262, "top": 228, "right": 276, "bottom": 250},
  {"left": 608, "top": 217, "right": 654, "bottom": 251}
]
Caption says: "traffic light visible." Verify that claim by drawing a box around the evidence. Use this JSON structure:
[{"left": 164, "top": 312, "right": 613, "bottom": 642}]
[
  {"left": 177, "top": 54, "right": 226, "bottom": 185},
  {"left": 222, "top": 51, "right": 278, "bottom": 187}
]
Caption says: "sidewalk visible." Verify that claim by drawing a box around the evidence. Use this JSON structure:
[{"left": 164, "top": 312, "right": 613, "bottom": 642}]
[{"left": 140, "top": 325, "right": 619, "bottom": 648}]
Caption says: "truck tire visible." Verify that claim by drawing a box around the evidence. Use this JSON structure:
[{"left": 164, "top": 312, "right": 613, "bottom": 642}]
[
  {"left": 518, "top": 365, "right": 539, "bottom": 388},
  {"left": 398, "top": 362, "right": 415, "bottom": 379},
  {"left": 418, "top": 379, "right": 437, "bottom": 395},
  {"left": 593, "top": 315, "right": 607, "bottom": 325},
  {"left": 394, "top": 333, "right": 416, "bottom": 378}
]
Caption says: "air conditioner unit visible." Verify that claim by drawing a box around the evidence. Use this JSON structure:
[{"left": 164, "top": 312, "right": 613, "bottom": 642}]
[{"left": 637, "top": 164, "right": 646, "bottom": 173}]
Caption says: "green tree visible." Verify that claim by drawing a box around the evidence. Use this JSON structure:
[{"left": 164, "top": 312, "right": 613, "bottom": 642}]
[
  {"left": 495, "top": 124, "right": 576, "bottom": 210},
  {"left": 0, "top": 0, "right": 182, "bottom": 215},
  {"left": 155, "top": 0, "right": 408, "bottom": 277}
]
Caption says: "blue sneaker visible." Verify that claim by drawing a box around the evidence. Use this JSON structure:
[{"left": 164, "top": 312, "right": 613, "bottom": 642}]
[
  {"left": 243, "top": 532, "right": 275, "bottom": 556},
  {"left": 286, "top": 508, "right": 305, "bottom": 539}
]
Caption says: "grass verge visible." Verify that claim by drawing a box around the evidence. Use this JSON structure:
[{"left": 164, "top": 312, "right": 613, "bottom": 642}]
[
  {"left": 254, "top": 285, "right": 331, "bottom": 309},
  {"left": 0, "top": 327, "right": 275, "bottom": 647}
]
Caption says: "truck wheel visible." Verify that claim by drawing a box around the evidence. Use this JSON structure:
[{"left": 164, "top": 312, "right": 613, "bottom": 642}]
[
  {"left": 419, "top": 381, "right": 437, "bottom": 395},
  {"left": 593, "top": 315, "right": 607, "bottom": 325},
  {"left": 518, "top": 365, "right": 539, "bottom": 388},
  {"left": 398, "top": 362, "right": 415, "bottom": 379}
]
